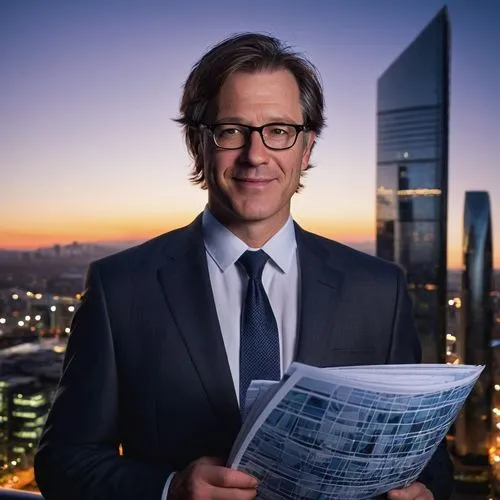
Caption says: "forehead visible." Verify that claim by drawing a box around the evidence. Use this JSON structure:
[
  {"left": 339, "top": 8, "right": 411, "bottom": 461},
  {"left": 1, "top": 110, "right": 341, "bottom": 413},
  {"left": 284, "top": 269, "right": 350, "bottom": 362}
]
[{"left": 216, "top": 69, "right": 302, "bottom": 123}]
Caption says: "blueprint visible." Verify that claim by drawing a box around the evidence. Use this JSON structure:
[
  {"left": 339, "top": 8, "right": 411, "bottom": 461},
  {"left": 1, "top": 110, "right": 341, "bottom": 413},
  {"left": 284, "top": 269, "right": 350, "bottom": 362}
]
[{"left": 228, "top": 363, "right": 483, "bottom": 499}]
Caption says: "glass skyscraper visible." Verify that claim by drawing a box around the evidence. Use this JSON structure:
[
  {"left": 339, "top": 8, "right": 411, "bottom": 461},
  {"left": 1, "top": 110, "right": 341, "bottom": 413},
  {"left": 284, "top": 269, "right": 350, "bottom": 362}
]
[
  {"left": 456, "top": 191, "right": 493, "bottom": 460},
  {"left": 376, "top": 8, "right": 450, "bottom": 363}
]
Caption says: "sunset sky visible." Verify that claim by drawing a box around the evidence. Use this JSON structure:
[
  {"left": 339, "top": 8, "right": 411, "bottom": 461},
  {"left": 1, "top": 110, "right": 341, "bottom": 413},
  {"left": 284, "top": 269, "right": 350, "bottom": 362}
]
[{"left": 1, "top": 0, "right": 500, "bottom": 268}]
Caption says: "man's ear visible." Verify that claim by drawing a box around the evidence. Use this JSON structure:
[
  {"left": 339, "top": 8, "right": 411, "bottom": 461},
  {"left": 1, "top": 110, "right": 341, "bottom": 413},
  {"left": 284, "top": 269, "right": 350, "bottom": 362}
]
[{"left": 301, "top": 131, "right": 316, "bottom": 171}]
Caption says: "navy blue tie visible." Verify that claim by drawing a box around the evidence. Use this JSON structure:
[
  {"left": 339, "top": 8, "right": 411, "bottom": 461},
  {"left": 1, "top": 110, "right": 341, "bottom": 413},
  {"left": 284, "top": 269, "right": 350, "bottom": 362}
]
[{"left": 238, "top": 250, "right": 281, "bottom": 406}]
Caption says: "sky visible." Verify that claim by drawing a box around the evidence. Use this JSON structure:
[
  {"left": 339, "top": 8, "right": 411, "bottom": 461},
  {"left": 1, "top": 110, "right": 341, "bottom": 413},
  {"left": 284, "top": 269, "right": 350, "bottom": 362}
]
[{"left": 1, "top": 0, "right": 500, "bottom": 268}]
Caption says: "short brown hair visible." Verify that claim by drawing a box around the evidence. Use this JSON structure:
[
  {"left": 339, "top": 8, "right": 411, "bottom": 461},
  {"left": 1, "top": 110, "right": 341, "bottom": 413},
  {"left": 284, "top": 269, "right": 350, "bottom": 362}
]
[{"left": 175, "top": 33, "right": 326, "bottom": 188}]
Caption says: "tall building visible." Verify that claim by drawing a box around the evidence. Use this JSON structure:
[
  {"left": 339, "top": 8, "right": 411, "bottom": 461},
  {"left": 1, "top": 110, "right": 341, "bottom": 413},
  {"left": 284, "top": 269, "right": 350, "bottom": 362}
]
[
  {"left": 455, "top": 192, "right": 494, "bottom": 464},
  {"left": 376, "top": 8, "right": 450, "bottom": 363},
  {"left": 0, "top": 376, "right": 50, "bottom": 471}
]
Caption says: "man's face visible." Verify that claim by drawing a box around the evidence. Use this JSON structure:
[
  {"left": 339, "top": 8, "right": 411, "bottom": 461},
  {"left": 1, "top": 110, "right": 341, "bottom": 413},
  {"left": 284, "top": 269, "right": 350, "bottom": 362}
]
[{"left": 203, "top": 69, "right": 315, "bottom": 230}]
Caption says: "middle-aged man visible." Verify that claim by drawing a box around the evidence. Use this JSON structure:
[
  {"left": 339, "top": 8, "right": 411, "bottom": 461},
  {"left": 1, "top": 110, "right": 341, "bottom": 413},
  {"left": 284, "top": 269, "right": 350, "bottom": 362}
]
[{"left": 35, "top": 33, "right": 454, "bottom": 500}]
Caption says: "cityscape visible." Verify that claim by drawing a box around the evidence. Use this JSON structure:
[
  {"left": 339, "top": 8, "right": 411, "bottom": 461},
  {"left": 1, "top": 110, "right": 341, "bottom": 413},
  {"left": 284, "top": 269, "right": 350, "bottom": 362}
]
[{"left": 1, "top": 1, "right": 500, "bottom": 499}]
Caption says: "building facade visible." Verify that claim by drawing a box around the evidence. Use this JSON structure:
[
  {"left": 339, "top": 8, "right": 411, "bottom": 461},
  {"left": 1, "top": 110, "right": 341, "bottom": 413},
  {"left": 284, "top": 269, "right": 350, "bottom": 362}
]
[
  {"left": 0, "top": 376, "right": 50, "bottom": 471},
  {"left": 376, "top": 8, "right": 450, "bottom": 363},
  {"left": 456, "top": 192, "right": 494, "bottom": 461}
]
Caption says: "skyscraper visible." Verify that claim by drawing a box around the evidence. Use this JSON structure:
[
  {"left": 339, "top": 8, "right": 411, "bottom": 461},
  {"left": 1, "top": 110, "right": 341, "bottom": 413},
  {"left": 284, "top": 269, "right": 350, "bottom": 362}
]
[
  {"left": 456, "top": 191, "right": 494, "bottom": 461},
  {"left": 376, "top": 8, "right": 450, "bottom": 363}
]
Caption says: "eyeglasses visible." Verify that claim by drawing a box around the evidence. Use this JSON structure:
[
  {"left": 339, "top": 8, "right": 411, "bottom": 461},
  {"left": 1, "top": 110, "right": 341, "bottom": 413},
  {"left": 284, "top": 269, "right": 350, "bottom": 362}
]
[{"left": 200, "top": 122, "right": 307, "bottom": 150}]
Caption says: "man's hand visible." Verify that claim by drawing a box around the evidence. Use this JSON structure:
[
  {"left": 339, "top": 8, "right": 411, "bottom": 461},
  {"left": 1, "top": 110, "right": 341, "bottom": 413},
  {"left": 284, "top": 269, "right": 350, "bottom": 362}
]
[
  {"left": 388, "top": 481, "right": 434, "bottom": 500},
  {"left": 168, "top": 456, "right": 259, "bottom": 500}
]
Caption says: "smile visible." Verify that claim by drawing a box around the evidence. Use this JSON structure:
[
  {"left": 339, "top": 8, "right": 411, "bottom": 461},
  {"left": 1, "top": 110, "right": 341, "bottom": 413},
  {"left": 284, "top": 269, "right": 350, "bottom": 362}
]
[{"left": 234, "top": 178, "right": 274, "bottom": 186}]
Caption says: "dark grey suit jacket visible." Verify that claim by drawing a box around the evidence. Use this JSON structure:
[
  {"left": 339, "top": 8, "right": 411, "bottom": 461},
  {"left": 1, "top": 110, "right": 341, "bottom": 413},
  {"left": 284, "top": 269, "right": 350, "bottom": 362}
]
[{"left": 34, "top": 215, "right": 453, "bottom": 499}]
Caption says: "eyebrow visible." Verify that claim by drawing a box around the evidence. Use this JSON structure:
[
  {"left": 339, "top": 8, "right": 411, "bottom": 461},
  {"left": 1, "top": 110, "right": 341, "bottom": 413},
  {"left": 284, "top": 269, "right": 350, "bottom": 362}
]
[{"left": 215, "top": 116, "right": 301, "bottom": 124}]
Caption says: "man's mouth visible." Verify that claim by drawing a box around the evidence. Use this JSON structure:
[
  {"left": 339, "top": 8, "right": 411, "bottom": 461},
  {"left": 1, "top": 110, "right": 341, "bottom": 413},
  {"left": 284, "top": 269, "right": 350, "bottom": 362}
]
[{"left": 234, "top": 178, "right": 274, "bottom": 186}]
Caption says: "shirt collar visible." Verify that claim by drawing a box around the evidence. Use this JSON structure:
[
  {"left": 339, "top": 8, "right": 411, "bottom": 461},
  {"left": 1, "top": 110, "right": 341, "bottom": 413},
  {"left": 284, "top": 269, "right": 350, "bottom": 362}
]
[{"left": 202, "top": 207, "right": 297, "bottom": 274}]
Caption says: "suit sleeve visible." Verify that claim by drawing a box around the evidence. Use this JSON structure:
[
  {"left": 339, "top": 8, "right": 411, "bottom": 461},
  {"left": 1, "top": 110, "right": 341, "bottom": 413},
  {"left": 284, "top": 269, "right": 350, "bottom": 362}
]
[
  {"left": 34, "top": 263, "right": 172, "bottom": 500},
  {"left": 388, "top": 267, "right": 454, "bottom": 500}
]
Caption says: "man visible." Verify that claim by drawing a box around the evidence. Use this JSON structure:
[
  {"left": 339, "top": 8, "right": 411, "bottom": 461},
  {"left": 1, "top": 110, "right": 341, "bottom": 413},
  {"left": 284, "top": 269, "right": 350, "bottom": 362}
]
[{"left": 35, "top": 33, "right": 453, "bottom": 500}]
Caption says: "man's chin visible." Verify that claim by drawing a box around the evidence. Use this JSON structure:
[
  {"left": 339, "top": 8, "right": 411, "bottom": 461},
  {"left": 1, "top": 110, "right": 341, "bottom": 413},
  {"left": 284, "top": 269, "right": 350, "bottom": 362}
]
[{"left": 231, "top": 208, "right": 274, "bottom": 223}]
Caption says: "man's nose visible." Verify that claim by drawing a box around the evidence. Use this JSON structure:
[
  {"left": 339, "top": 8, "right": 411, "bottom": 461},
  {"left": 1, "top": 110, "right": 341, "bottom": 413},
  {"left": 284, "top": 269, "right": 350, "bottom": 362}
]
[{"left": 245, "top": 131, "right": 270, "bottom": 166}]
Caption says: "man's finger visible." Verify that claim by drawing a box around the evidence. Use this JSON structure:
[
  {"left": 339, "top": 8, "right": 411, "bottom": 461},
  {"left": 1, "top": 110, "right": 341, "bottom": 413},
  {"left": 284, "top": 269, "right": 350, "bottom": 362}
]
[
  {"left": 211, "top": 487, "right": 258, "bottom": 500},
  {"left": 210, "top": 467, "right": 259, "bottom": 489},
  {"left": 388, "top": 481, "right": 432, "bottom": 499},
  {"left": 196, "top": 456, "right": 224, "bottom": 466}
]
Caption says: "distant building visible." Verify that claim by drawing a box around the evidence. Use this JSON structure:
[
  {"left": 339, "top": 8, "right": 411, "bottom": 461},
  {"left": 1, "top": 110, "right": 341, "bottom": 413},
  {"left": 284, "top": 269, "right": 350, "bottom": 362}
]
[
  {"left": 455, "top": 192, "right": 494, "bottom": 466},
  {"left": 0, "top": 342, "right": 65, "bottom": 477},
  {"left": 376, "top": 7, "right": 450, "bottom": 363},
  {"left": 0, "top": 376, "right": 50, "bottom": 469}
]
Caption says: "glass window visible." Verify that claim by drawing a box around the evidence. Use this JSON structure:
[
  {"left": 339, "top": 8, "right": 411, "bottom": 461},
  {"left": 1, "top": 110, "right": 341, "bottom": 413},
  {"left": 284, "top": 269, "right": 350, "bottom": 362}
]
[
  {"left": 377, "top": 107, "right": 443, "bottom": 162},
  {"left": 377, "top": 165, "right": 398, "bottom": 221},
  {"left": 396, "top": 221, "right": 441, "bottom": 272},
  {"left": 376, "top": 220, "right": 395, "bottom": 261},
  {"left": 397, "top": 163, "right": 442, "bottom": 220}
]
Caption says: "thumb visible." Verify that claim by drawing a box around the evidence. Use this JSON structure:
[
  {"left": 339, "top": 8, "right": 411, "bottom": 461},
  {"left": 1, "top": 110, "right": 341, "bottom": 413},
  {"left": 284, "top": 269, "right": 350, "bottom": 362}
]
[
  {"left": 387, "top": 491, "right": 407, "bottom": 500},
  {"left": 196, "top": 456, "right": 225, "bottom": 466}
]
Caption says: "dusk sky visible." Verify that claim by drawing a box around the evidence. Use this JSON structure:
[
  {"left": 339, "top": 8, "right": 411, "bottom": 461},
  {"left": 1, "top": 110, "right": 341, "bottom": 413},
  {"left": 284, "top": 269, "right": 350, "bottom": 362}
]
[{"left": 1, "top": 0, "right": 499, "bottom": 268}]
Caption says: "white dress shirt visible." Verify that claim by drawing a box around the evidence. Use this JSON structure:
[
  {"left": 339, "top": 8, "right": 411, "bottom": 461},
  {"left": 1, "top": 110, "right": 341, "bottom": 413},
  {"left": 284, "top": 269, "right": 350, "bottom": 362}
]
[{"left": 161, "top": 208, "right": 300, "bottom": 499}]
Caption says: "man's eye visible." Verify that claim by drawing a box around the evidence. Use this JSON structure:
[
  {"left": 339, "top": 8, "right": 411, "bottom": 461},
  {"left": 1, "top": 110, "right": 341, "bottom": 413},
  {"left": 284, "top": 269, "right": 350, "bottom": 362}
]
[
  {"left": 270, "top": 128, "right": 288, "bottom": 136},
  {"left": 220, "top": 127, "right": 242, "bottom": 136}
]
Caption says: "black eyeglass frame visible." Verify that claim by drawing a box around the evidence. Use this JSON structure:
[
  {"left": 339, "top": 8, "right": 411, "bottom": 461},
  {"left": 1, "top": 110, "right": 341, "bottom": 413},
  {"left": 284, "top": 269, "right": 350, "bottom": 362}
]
[{"left": 198, "top": 122, "right": 308, "bottom": 151}]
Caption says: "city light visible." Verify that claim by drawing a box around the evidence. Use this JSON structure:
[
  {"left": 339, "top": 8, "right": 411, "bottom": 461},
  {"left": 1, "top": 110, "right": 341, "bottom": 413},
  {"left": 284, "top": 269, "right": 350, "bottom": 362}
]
[
  {"left": 12, "top": 294, "right": 19, "bottom": 300},
  {"left": 17, "top": 321, "right": 24, "bottom": 327},
  {"left": 25, "top": 315, "right": 31, "bottom": 321},
  {"left": 65, "top": 327, "right": 70, "bottom": 334},
  {"left": 397, "top": 188, "right": 442, "bottom": 197},
  {"left": 68, "top": 306, "right": 75, "bottom": 312},
  {"left": 50, "top": 306, "right": 56, "bottom": 312},
  {"left": 0, "top": 318, "right": 5, "bottom": 324},
  {"left": 35, "top": 315, "right": 41, "bottom": 321},
  {"left": 376, "top": 186, "right": 393, "bottom": 196}
]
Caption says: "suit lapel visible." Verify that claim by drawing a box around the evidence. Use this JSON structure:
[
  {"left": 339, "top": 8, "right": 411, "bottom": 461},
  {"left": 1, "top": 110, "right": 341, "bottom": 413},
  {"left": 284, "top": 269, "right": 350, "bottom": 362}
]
[
  {"left": 157, "top": 216, "right": 241, "bottom": 431},
  {"left": 294, "top": 225, "right": 345, "bottom": 366}
]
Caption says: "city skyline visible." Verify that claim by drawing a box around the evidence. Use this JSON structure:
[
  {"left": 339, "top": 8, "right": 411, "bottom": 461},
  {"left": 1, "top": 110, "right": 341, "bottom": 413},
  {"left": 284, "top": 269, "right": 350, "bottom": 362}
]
[{"left": 2, "top": 0, "right": 500, "bottom": 268}]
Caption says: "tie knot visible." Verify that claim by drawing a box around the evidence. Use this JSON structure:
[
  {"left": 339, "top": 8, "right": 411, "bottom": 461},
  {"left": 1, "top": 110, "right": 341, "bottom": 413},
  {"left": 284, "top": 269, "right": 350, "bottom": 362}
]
[{"left": 238, "top": 250, "right": 269, "bottom": 281}]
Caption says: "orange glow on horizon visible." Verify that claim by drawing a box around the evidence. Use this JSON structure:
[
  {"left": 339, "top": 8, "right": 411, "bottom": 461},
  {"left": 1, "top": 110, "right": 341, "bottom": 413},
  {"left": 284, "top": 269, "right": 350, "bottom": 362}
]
[
  {"left": 296, "top": 217, "right": 375, "bottom": 243},
  {"left": 1, "top": 214, "right": 374, "bottom": 249},
  {"left": 0, "top": 215, "right": 496, "bottom": 269},
  {"left": 0, "top": 215, "right": 193, "bottom": 250}
]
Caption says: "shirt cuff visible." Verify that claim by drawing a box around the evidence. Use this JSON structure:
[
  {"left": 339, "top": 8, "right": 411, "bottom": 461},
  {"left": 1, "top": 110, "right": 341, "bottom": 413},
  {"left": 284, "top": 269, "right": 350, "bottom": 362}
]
[{"left": 161, "top": 471, "right": 177, "bottom": 500}]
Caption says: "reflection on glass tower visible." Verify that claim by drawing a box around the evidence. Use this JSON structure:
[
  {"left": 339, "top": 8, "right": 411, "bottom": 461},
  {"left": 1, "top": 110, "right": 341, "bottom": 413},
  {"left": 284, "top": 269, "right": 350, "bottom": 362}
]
[
  {"left": 455, "top": 192, "right": 493, "bottom": 468},
  {"left": 376, "top": 8, "right": 450, "bottom": 363}
]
